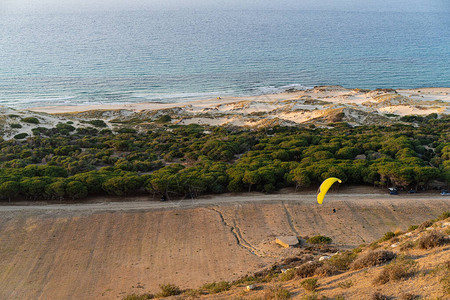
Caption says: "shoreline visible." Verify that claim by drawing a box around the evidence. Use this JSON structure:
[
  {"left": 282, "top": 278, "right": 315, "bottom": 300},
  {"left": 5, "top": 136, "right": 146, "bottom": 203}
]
[{"left": 26, "top": 86, "right": 450, "bottom": 114}]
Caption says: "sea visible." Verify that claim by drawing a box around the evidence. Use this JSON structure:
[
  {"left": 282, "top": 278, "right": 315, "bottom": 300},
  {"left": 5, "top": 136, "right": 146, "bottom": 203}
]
[{"left": 0, "top": 10, "right": 449, "bottom": 108}]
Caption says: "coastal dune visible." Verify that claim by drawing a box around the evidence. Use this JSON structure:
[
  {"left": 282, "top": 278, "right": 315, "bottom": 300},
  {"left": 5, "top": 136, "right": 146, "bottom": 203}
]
[{"left": 0, "top": 193, "right": 449, "bottom": 299}]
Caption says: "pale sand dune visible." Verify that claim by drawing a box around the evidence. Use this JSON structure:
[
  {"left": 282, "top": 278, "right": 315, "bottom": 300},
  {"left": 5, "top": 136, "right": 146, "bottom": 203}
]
[
  {"left": 0, "top": 192, "right": 449, "bottom": 299},
  {"left": 23, "top": 87, "right": 449, "bottom": 129}
]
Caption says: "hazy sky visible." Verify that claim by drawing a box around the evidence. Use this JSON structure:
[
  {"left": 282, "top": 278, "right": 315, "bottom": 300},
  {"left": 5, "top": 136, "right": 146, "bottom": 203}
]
[{"left": 1, "top": 0, "right": 449, "bottom": 14}]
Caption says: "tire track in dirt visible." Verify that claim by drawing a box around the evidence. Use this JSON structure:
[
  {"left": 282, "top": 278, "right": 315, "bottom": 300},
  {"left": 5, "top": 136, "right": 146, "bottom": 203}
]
[
  {"left": 282, "top": 201, "right": 299, "bottom": 236},
  {"left": 207, "top": 207, "right": 260, "bottom": 257}
]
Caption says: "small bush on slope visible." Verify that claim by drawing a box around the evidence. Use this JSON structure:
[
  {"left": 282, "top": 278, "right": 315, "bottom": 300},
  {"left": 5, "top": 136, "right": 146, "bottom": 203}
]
[
  {"left": 350, "top": 250, "right": 396, "bottom": 270},
  {"left": 373, "top": 256, "right": 417, "bottom": 285},
  {"left": 417, "top": 230, "right": 450, "bottom": 249}
]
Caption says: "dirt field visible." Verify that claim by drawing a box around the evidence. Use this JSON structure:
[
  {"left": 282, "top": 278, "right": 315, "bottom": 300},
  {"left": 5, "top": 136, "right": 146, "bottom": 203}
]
[{"left": 1, "top": 189, "right": 449, "bottom": 299}]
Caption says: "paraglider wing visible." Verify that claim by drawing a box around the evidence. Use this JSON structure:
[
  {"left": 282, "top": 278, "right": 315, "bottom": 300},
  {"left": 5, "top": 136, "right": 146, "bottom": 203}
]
[{"left": 317, "top": 177, "right": 342, "bottom": 204}]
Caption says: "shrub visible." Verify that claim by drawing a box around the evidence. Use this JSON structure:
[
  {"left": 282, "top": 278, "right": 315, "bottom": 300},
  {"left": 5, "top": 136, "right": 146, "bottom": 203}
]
[
  {"left": 407, "top": 225, "right": 418, "bottom": 232},
  {"left": 122, "top": 293, "right": 153, "bottom": 300},
  {"left": 21, "top": 117, "right": 39, "bottom": 124},
  {"left": 417, "top": 231, "right": 449, "bottom": 249},
  {"left": 156, "top": 284, "right": 182, "bottom": 297},
  {"left": 399, "top": 241, "right": 414, "bottom": 251},
  {"left": 264, "top": 284, "right": 291, "bottom": 299},
  {"left": 10, "top": 123, "right": 22, "bottom": 129},
  {"left": 157, "top": 115, "right": 172, "bottom": 123},
  {"left": 279, "top": 269, "right": 296, "bottom": 281},
  {"left": 438, "top": 211, "right": 450, "bottom": 220},
  {"left": 14, "top": 133, "right": 28, "bottom": 139},
  {"left": 300, "top": 278, "right": 318, "bottom": 292},
  {"left": 399, "top": 293, "right": 417, "bottom": 300},
  {"left": 117, "top": 128, "right": 137, "bottom": 134},
  {"left": 88, "top": 119, "right": 108, "bottom": 128},
  {"left": 374, "top": 257, "right": 417, "bottom": 285},
  {"left": 314, "top": 262, "right": 339, "bottom": 277},
  {"left": 307, "top": 235, "right": 332, "bottom": 244},
  {"left": 338, "top": 280, "right": 353, "bottom": 289},
  {"left": 371, "top": 292, "right": 389, "bottom": 300},
  {"left": 296, "top": 261, "right": 322, "bottom": 278},
  {"left": 418, "top": 220, "right": 433, "bottom": 231},
  {"left": 202, "top": 281, "right": 230, "bottom": 294},
  {"left": 381, "top": 231, "right": 395, "bottom": 241},
  {"left": 327, "top": 251, "right": 357, "bottom": 271},
  {"left": 350, "top": 250, "right": 396, "bottom": 270}
]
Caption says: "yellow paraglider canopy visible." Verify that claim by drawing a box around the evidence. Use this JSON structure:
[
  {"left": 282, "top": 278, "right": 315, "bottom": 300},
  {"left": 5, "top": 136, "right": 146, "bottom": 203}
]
[{"left": 317, "top": 177, "right": 342, "bottom": 204}]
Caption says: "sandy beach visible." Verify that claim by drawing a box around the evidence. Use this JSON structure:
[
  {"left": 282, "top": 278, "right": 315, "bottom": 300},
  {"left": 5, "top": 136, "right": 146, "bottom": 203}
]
[{"left": 27, "top": 86, "right": 450, "bottom": 116}]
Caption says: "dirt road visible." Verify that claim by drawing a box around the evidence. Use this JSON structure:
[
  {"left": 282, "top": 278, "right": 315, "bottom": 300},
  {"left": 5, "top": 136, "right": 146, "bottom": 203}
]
[{"left": 1, "top": 192, "right": 449, "bottom": 299}]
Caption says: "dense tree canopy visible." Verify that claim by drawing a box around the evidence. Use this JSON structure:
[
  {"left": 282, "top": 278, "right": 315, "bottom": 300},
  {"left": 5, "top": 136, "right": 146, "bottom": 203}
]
[{"left": 0, "top": 117, "right": 448, "bottom": 202}]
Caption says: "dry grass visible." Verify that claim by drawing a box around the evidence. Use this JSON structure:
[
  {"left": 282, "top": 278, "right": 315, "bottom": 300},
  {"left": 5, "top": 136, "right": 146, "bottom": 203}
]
[
  {"left": 350, "top": 250, "right": 396, "bottom": 270},
  {"left": 417, "top": 230, "right": 449, "bottom": 249}
]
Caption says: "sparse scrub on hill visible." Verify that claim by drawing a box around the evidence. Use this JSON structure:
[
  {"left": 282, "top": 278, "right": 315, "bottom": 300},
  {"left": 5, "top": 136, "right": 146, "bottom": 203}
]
[
  {"left": 155, "top": 283, "right": 182, "bottom": 297},
  {"left": 327, "top": 251, "right": 358, "bottom": 271},
  {"left": 10, "top": 123, "right": 22, "bottom": 128},
  {"left": 314, "top": 262, "right": 339, "bottom": 277},
  {"left": 350, "top": 250, "right": 396, "bottom": 270},
  {"left": 338, "top": 280, "right": 353, "bottom": 289},
  {"left": 417, "top": 230, "right": 449, "bottom": 249},
  {"left": 437, "top": 211, "right": 450, "bottom": 221},
  {"left": 407, "top": 225, "right": 418, "bottom": 232},
  {"left": 307, "top": 235, "right": 332, "bottom": 244},
  {"left": 371, "top": 292, "right": 390, "bottom": 300},
  {"left": 21, "top": 117, "right": 39, "bottom": 124},
  {"left": 296, "top": 261, "right": 323, "bottom": 278},
  {"left": 399, "top": 241, "right": 414, "bottom": 251},
  {"left": 202, "top": 281, "right": 231, "bottom": 294},
  {"left": 279, "top": 269, "right": 296, "bottom": 281},
  {"left": 381, "top": 231, "right": 395, "bottom": 241},
  {"left": 263, "top": 284, "right": 291, "bottom": 299},
  {"left": 122, "top": 293, "right": 153, "bottom": 300},
  {"left": 399, "top": 293, "right": 418, "bottom": 300},
  {"left": 300, "top": 278, "right": 319, "bottom": 292},
  {"left": 418, "top": 220, "right": 433, "bottom": 231},
  {"left": 374, "top": 256, "right": 417, "bottom": 285}
]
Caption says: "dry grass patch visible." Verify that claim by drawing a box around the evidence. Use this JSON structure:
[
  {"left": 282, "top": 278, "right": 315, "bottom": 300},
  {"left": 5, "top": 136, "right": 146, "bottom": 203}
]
[{"left": 350, "top": 250, "right": 396, "bottom": 270}]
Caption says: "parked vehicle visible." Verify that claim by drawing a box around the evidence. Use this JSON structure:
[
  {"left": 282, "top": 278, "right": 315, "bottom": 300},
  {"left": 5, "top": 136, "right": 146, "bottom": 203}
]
[
  {"left": 388, "top": 187, "right": 398, "bottom": 195},
  {"left": 408, "top": 189, "right": 417, "bottom": 194},
  {"left": 441, "top": 190, "right": 450, "bottom": 196}
]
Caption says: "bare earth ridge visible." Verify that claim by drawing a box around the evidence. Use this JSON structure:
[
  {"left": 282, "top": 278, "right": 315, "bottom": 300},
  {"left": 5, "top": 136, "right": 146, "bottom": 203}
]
[{"left": 1, "top": 189, "right": 449, "bottom": 299}]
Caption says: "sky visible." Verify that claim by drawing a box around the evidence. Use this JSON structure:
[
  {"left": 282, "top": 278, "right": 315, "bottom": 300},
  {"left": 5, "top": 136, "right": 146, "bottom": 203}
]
[{"left": 1, "top": 0, "right": 449, "bottom": 14}]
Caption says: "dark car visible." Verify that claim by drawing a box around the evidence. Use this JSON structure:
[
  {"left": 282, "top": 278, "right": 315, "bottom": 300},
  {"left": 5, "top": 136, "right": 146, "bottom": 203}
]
[
  {"left": 408, "top": 189, "right": 417, "bottom": 194},
  {"left": 388, "top": 188, "right": 398, "bottom": 195}
]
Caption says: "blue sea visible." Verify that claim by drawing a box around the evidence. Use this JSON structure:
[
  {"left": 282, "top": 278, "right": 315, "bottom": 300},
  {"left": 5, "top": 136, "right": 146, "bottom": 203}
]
[{"left": 0, "top": 10, "right": 449, "bottom": 108}]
